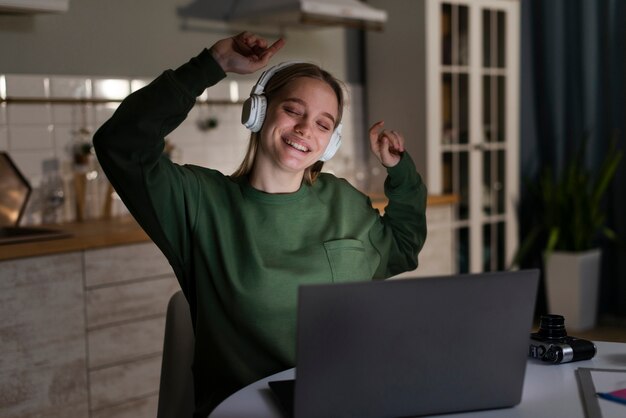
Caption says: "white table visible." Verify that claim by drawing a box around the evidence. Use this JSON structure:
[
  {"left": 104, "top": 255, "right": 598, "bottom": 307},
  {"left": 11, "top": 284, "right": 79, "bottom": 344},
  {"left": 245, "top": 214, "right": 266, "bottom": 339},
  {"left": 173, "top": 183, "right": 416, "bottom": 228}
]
[{"left": 210, "top": 341, "right": 626, "bottom": 417}]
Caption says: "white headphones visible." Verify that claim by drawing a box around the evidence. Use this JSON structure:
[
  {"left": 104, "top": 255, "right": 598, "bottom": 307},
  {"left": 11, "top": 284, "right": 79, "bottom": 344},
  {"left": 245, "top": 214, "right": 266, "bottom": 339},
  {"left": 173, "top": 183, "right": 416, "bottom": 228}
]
[{"left": 241, "top": 61, "right": 343, "bottom": 162}]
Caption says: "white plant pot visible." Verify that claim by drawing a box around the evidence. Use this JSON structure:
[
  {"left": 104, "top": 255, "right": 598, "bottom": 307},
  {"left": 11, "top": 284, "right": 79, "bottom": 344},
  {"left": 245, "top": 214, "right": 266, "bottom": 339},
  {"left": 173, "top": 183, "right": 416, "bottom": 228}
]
[{"left": 544, "top": 249, "right": 601, "bottom": 332}]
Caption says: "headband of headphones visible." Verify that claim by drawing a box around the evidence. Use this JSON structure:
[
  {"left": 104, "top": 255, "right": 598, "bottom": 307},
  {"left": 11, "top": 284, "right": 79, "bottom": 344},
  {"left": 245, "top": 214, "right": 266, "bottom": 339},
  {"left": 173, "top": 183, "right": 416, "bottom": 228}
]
[
  {"left": 240, "top": 61, "right": 343, "bottom": 162},
  {"left": 251, "top": 61, "right": 302, "bottom": 96}
]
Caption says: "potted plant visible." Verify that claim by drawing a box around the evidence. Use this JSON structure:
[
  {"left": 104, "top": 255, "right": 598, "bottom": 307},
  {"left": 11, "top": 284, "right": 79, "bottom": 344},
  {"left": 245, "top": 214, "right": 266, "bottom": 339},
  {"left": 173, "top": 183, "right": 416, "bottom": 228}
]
[{"left": 513, "top": 138, "right": 622, "bottom": 331}]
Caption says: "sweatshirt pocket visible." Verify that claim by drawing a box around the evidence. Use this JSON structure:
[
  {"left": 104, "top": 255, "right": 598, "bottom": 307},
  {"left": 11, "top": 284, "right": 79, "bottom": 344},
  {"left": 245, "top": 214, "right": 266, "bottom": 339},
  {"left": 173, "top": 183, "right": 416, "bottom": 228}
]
[{"left": 323, "top": 239, "right": 372, "bottom": 282}]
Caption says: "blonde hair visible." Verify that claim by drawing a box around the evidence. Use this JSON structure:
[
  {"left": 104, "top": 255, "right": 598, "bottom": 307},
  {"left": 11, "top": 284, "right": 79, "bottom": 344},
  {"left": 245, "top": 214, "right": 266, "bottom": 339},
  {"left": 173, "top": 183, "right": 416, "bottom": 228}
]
[{"left": 232, "top": 63, "right": 345, "bottom": 184}]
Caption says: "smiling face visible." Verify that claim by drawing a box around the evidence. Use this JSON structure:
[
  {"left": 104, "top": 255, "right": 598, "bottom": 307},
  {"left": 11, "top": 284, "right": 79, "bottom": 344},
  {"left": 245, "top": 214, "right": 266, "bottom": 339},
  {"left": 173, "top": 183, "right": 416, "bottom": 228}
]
[{"left": 253, "top": 76, "right": 339, "bottom": 183}]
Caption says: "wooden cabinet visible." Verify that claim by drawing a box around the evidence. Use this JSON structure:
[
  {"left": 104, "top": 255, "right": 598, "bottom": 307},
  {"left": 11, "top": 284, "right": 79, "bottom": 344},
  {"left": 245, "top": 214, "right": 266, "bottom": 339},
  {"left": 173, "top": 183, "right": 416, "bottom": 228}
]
[
  {"left": 366, "top": 0, "right": 520, "bottom": 274},
  {"left": 0, "top": 242, "right": 179, "bottom": 418},
  {"left": 0, "top": 253, "right": 89, "bottom": 418},
  {"left": 374, "top": 199, "right": 456, "bottom": 279},
  {"left": 402, "top": 203, "right": 456, "bottom": 278},
  {"left": 84, "top": 243, "right": 179, "bottom": 418}
]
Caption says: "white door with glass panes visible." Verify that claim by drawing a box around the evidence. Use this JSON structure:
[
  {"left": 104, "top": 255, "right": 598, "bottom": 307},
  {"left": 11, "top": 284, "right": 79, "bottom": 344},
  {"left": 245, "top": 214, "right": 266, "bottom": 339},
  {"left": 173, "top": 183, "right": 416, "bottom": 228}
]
[{"left": 366, "top": 0, "right": 519, "bottom": 274}]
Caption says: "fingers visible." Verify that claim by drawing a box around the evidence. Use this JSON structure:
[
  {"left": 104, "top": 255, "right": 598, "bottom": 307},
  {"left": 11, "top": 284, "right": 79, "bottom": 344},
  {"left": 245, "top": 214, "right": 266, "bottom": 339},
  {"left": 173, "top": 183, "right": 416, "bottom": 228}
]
[
  {"left": 385, "top": 130, "right": 405, "bottom": 154},
  {"left": 232, "top": 32, "right": 263, "bottom": 60},
  {"left": 238, "top": 32, "right": 267, "bottom": 57},
  {"left": 369, "top": 120, "right": 405, "bottom": 167},
  {"left": 369, "top": 120, "right": 385, "bottom": 145},
  {"left": 369, "top": 121, "right": 405, "bottom": 152},
  {"left": 232, "top": 34, "right": 256, "bottom": 58},
  {"left": 259, "top": 38, "right": 286, "bottom": 63},
  {"left": 214, "top": 32, "right": 286, "bottom": 74},
  {"left": 236, "top": 32, "right": 284, "bottom": 63}
]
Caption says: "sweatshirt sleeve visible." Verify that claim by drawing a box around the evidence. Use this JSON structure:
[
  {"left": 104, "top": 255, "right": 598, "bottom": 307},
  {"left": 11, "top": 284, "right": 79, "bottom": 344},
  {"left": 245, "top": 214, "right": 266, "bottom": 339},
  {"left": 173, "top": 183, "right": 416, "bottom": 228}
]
[
  {"left": 92, "top": 49, "right": 226, "bottom": 296},
  {"left": 373, "top": 152, "right": 428, "bottom": 278}
]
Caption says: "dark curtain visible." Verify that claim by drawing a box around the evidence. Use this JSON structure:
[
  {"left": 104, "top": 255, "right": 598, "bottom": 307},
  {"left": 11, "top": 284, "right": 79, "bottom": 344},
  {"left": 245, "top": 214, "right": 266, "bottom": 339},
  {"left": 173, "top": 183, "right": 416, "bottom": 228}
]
[{"left": 520, "top": 0, "right": 626, "bottom": 317}]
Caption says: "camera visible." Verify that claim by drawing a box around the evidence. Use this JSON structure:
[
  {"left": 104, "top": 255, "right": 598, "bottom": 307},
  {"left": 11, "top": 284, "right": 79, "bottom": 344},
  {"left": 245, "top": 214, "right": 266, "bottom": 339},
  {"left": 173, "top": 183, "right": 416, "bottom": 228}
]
[{"left": 529, "top": 314, "right": 597, "bottom": 364}]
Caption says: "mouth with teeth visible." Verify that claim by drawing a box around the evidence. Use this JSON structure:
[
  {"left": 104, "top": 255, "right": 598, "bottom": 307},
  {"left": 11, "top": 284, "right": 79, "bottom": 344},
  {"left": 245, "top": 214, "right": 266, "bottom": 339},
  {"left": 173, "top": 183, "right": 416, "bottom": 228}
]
[{"left": 283, "top": 137, "right": 310, "bottom": 153}]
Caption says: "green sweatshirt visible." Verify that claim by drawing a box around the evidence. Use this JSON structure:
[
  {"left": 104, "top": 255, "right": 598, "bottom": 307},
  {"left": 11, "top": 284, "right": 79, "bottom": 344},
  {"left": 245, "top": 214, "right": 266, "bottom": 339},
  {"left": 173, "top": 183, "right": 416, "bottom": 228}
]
[{"left": 93, "top": 49, "right": 427, "bottom": 416}]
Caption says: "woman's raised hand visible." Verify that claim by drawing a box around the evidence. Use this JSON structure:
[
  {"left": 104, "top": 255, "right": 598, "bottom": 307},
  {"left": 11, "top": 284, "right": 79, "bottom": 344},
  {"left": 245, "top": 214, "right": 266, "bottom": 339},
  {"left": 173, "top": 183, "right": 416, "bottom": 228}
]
[
  {"left": 369, "top": 121, "right": 405, "bottom": 168},
  {"left": 210, "top": 32, "right": 285, "bottom": 74}
]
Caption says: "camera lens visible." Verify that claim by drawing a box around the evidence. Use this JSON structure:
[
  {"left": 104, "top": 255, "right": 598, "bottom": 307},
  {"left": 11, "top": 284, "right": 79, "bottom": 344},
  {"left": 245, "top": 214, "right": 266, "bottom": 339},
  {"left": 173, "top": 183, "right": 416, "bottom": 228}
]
[{"left": 537, "top": 314, "right": 567, "bottom": 340}]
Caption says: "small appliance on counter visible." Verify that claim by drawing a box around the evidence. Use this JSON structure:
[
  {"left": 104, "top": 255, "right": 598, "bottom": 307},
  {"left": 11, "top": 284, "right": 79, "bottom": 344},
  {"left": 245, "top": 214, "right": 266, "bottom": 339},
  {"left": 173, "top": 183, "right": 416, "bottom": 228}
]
[{"left": 0, "top": 151, "right": 71, "bottom": 245}]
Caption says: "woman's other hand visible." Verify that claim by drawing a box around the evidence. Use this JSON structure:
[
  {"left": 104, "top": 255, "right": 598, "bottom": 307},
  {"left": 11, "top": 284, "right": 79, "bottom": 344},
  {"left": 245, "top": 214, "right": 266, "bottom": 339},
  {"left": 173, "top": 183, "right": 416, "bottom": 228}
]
[
  {"left": 369, "top": 121, "right": 405, "bottom": 168},
  {"left": 210, "top": 31, "right": 285, "bottom": 74}
]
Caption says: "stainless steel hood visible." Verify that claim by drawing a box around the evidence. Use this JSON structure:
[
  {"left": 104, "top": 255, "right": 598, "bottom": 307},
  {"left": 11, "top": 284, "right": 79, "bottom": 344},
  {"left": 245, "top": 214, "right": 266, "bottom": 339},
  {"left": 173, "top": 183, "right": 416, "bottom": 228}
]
[
  {"left": 0, "top": 0, "right": 69, "bottom": 13},
  {"left": 226, "top": 0, "right": 387, "bottom": 31}
]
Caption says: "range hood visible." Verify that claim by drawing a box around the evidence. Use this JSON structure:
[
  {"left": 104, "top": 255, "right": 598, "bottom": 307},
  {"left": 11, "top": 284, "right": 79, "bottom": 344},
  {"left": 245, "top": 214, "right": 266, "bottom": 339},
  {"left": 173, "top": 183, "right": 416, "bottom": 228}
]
[
  {"left": 226, "top": 0, "right": 387, "bottom": 31},
  {"left": 0, "top": 0, "right": 69, "bottom": 13}
]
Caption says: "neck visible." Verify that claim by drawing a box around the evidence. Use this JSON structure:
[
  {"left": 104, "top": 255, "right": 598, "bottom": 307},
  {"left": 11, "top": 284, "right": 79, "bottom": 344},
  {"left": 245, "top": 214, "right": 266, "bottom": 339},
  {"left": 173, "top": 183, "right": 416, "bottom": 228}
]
[{"left": 249, "top": 165, "right": 305, "bottom": 194}]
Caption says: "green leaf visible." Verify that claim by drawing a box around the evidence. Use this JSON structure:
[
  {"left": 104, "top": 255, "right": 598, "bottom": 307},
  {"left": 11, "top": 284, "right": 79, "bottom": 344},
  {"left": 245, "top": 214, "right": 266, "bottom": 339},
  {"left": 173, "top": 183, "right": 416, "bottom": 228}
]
[{"left": 515, "top": 134, "right": 622, "bottom": 263}]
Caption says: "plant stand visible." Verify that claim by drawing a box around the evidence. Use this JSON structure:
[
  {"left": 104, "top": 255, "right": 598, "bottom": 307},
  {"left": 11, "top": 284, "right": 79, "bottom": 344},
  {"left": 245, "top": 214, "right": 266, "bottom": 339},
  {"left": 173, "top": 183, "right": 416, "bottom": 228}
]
[{"left": 544, "top": 249, "right": 601, "bottom": 332}]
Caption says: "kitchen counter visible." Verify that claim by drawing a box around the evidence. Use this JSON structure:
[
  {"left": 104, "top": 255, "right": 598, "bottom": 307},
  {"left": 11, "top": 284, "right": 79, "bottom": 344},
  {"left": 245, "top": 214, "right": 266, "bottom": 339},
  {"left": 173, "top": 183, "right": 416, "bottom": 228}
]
[
  {"left": 370, "top": 193, "right": 459, "bottom": 214},
  {"left": 0, "top": 194, "right": 457, "bottom": 262},
  {"left": 0, "top": 215, "right": 149, "bottom": 261}
]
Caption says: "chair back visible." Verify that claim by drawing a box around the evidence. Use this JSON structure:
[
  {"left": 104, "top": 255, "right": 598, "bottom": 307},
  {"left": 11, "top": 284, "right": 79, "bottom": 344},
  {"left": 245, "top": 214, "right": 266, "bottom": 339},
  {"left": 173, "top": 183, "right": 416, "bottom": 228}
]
[{"left": 157, "top": 290, "right": 195, "bottom": 418}]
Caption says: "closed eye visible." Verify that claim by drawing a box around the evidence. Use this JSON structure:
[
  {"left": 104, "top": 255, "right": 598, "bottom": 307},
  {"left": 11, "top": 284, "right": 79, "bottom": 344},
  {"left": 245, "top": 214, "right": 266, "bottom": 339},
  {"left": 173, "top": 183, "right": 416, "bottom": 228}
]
[
  {"left": 317, "top": 122, "right": 331, "bottom": 131},
  {"left": 284, "top": 106, "right": 302, "bottom": 116}
]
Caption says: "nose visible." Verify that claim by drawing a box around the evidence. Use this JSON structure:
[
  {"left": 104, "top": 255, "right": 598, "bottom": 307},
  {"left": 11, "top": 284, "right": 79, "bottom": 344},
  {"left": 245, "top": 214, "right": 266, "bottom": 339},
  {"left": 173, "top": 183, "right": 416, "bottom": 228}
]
[{"left": 294, "top": 117, "right": 312, "bottom": 136}]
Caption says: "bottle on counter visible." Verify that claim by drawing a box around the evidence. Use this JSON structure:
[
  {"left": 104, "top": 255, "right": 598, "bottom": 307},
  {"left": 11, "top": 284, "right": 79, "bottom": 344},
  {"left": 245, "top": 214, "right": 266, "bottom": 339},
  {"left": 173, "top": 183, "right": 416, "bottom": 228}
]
[{"left": 41, "top": 158, "right": 65, "bottom": 224}]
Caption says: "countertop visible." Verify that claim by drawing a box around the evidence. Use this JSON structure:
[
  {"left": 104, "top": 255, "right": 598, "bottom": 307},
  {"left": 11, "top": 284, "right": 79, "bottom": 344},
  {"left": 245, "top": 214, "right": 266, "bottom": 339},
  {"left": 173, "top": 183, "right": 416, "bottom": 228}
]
[
  {"left": 0, "top": 216, "right": 149, "bottom": 261},
  {"left": 0, "top": 195, "right": 457, "bottom": 262},
  {"left": 370, "top": 193, "right": 459, "bottom": 213}
]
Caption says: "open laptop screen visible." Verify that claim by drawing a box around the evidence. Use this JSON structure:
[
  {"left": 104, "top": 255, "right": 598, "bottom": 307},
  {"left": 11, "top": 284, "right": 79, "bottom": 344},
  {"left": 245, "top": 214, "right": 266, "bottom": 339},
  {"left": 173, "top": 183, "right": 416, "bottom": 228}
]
[{"left": 0, "top": 152, "right": 31, "bottom": 227}]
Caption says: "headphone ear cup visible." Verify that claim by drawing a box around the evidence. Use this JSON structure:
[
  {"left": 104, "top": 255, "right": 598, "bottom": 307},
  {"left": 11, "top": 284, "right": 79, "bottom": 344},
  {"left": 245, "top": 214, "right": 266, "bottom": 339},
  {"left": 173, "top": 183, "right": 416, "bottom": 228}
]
[
  {"left": 252, "top": 95, "right": 267, "bottom": 132},
  {"left": 319, "top": 124, "right": 343, "bottom": 162},
  {"left": 241, "top": 95, "right": 267, "bottom": 132},
  {"left": 241, "top": 97, "right": 254, "bottom": 129}
]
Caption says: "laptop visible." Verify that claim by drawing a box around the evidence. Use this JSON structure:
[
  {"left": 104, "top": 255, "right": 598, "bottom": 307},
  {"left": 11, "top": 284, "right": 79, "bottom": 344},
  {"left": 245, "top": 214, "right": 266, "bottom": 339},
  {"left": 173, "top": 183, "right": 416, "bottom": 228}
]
[
  {"left": 269, "top": 269, "right": 539, "bottom": 418},
  {"left": 0, "top": 152, "right": 71, "bottom": 245}
]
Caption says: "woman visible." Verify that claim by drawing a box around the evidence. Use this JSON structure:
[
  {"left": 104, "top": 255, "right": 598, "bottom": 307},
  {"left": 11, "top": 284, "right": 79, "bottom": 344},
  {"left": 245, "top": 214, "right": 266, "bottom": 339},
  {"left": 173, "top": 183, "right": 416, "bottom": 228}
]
[{"left": 93, "top": 31, "right": 427, "bottom": 416}]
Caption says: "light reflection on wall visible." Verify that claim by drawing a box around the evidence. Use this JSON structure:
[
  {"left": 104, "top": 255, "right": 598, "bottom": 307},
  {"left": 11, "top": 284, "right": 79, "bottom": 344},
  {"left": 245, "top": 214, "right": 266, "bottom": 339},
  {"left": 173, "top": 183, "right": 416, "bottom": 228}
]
[
  {"left": 95, "top": 79, "right": 131, "bottom": 100},
  {"left": 229, "top": 81, "right": 239, "bottom": 103},
  {"left": 0, "top": 75, "right": 6, "bottom": 100}
]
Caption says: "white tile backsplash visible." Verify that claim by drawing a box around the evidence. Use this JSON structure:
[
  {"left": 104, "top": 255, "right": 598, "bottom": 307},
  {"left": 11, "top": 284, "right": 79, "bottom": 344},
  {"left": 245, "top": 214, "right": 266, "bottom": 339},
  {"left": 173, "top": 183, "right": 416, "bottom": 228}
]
[
  {"left": 53, "top": 125, "right": 85, "bottom": 158},
  {"left": 4, "top": 74, "right": 50, "bottom": 97},
  {"left": 7, "top": 103, "right": 52, "bottom": 125},
  {"left": 51, "top": 103, "right": 94, "bottom": 126},
  {"left": 130, "top": 79, "right": 151, "bottom": 92},
  {"left": 94, "top": 103, "right": 119, "bottom": 125},
  {"left": 202, "top": 82, "right": 231, "bottom": 101},
  {"left": 223, "top": 105, "right": 245, "bottom": 123},
  {"left": 8, "top": 149, "right": 55, "bottom": 180},
  {"left": 0, "top": 102, "right": 6, "bottom": 125},
  {"left": 1, "top": 72, "right": 366, "bottom": 225},
  {"left": 236, "top": 80, "right": 256, "bottom": 100},
  {"left": 0, "top": 126, "right": 8, "bottom": 150},
  {"left": 8, "top": 125, "right": 54, "bottom": 150},
  {"left": 50, "top": 104, "right": 77, "bottom": 125},
  {"left": 92, "top": 78, "right": 131, "bottom": 100},
  {"left": 50, "top": 76, "right": 90, "bottom": 98}
]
